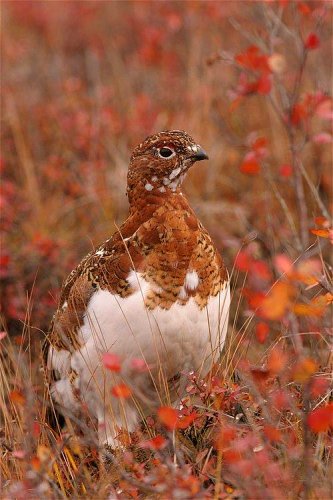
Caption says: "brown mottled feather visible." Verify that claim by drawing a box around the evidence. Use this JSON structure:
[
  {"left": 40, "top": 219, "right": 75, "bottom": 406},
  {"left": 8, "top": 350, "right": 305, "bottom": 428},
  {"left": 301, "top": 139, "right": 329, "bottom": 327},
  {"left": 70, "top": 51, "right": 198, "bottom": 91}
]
[{"left": 45, "top": 129, "right": 228, "bottom": 374}]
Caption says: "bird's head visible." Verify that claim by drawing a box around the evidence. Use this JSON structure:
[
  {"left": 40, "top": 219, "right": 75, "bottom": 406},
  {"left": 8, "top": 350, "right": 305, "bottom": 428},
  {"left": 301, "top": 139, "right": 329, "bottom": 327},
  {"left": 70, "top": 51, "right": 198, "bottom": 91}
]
[{"left": 127, "top": 130, "right": 208, "bottom": 201}]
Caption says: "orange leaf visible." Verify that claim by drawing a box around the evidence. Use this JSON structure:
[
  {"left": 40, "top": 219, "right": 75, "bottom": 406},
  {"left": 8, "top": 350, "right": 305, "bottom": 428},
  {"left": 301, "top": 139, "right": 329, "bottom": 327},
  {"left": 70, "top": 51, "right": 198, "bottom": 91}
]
[
  {"left": 292, "top": 358, "right": 317, "bottom": 383},
  {"left": 158, "top": 406, "right": 178, "bottom": 430},
  {"left": 325, "top": 293, "right": 333, "bottom": 304},
  {"left": 111, "top": 383, "right": 132, "bottom": 398},
  {"left": 9, "top": 390, "right": 25, "bottom": 406},
  {"left": 295, "top": 258, "right": 322, "bottom": 286},
  {"left": 310, "top": 228, "right": 330, "bottom": 238},
  {"left": 267, "top": 348, "right": 288, "bottom": 375},
  {"left": 307, "top": 403, "right": 333, "bottom": 433},
  {"left": 260, "top": 282, "right": 295, "bottom": 320},
  {"left": 293, "top": 296, "right": 327, "bottom": 317},
  {"left": 31, "top": 456, "right": 41, "bottom": 471}
]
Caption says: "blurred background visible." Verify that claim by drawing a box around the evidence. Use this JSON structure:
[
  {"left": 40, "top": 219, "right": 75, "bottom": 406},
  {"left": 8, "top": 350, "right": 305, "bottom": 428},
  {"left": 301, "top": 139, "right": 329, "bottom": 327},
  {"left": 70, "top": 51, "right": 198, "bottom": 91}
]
[
  {"left": 1, "top": 3, "right": 332, "bottom": 497},
  {"left": 1, "top": 1, "right": 332, "bottom": 340}
]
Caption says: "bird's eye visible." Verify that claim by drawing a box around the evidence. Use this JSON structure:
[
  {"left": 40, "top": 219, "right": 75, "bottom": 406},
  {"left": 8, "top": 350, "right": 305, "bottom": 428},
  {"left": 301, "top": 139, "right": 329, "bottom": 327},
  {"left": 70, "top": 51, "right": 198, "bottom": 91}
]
[{"left": 158, "top": 147, "right": 175, "bottom": 159}]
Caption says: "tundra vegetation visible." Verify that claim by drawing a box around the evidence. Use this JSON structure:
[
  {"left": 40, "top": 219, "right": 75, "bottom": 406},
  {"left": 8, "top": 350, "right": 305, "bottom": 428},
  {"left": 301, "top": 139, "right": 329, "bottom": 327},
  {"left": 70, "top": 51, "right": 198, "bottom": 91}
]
[{"left": 1, "top": 2, "right": 332, "bottom": 498}]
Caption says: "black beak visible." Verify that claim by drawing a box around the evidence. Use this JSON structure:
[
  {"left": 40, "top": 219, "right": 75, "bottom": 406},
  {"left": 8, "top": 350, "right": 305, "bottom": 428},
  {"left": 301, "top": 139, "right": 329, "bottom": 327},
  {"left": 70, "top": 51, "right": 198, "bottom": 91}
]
[{"left": 192, "top": 146, "right": 209, "bottom": 161}]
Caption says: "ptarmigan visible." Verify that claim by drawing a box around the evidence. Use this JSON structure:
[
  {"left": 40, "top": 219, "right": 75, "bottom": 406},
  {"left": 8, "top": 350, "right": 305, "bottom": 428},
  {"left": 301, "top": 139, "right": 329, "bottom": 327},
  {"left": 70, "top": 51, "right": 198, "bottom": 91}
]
[{"left": 44, "top": 130, "right": 230, "bottom": 448}]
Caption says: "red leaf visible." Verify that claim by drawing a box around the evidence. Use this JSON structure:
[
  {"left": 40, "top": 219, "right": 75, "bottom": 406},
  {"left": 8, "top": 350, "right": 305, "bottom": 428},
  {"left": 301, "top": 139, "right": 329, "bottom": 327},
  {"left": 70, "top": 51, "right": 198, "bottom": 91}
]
[
  {"left": 214, "top": 426, "right": 237, "bottom": 450},
  {"left": 177, "top": 411, "right": 198, "bottom": 429},
  {"left": 0, "top": 254, "right": 10, "bottom": 267},
  {"left": 130, "top": 358, "right": 149, "bottom": 372},
  {"left": 314, "top": 216, "right": 329, "bottom": 227},
  {"left": 235, "top": 250, "right": 252, "bottom": 272},
  {"left": 297, "top": 2, "right": 311, "bottom": 15},
  {"left": 315, "top": 98, "right": 333, "bottom": 120},
  {"left": 141, "top": 435, "right": 167, "bottom": 450},
  {"left": 251, "top": 260, "right": 272, "bottom": 281},
  {"left": 279, "top": 164, "right": 293, "bottom": 177},
  {"left": 305, "top": 33, "right": 320, "bottom": 50},
  {"left": 111, "top": 383, "right": 132, "bottom": 398},
  {"left": 247, "top": 290, "right": 266, "bottom": 310},
  {"left": 307, "top": 403, "right": 333, "bottom": 433},
  {"left": 250, "top": 367, "right": 270, "bottom": 385},
  {"left": 257, "top": 74, "right": 271, "bottom": 95},
  {"left": 274, "top": 254, "right": 293, "bottom": 274},
  {"left": 0, "top": 331, "right": 7, "bottom": 341},
  {"left": 224, "top": 449, "right": 242, "bottom": 463},
  {"left": 256, "top": 322, "right": 269, "bottom": 343},
  {"left": 310, "top": 377, "right": 330, "bottom": 399},
  {"left": 235, "top": 46, "right": 270, "bottom": 73},
  {"left": 32, "top": 421, "right": 41, "bottom": 437},
  {"left": 240, "top": 158, "right": 260, "bottom": 175},
  {"left": 158, "top": 406, "right": 178, "bottom": 430},
  {"left": 312, "top": 132, "right": 333, "bottom": 144},
  {"left": 291, "top": 103, "right": 307, "bottom": 125},
  {"left": 252, "top": 136, "right": 268, "bottom": 150},
  {"left": 263, "top": 425, "right": 282, "bottom": 442},
  {"left": 102, "top": 353, "right": 121, "bottom": 372},
  {"left": 272, "top": 389, "right": 290, "bottom": 411}
]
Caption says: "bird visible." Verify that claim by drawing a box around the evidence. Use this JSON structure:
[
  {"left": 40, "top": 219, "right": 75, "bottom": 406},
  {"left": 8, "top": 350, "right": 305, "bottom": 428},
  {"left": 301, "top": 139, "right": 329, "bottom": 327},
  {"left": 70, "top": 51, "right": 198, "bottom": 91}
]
[{"left": 44, "top": 130, "right": 230, "bottom": 449}]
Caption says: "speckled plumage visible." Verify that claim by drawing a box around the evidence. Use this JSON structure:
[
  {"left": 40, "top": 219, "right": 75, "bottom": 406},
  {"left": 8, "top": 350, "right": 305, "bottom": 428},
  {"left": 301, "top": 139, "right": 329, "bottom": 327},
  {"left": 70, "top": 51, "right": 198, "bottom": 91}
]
[{"left": 44, "top": 130, "right": 230, "bottom": 447}]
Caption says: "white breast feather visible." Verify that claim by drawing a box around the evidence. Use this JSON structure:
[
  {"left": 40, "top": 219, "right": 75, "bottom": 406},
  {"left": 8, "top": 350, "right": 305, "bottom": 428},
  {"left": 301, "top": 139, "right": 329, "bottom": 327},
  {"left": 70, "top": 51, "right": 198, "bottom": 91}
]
[
  {"left": 185, "top": 270, "right": 199, "bottom": 290},
  {"left": 49, "top": 271, "right": 230, "bottom": 447}
]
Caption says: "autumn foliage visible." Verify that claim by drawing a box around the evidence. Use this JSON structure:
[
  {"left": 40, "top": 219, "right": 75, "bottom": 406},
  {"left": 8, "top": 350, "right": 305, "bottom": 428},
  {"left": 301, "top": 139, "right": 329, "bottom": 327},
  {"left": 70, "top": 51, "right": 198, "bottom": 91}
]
[{"left": 1, "top": 1, "right": 332, "bottom": 499}]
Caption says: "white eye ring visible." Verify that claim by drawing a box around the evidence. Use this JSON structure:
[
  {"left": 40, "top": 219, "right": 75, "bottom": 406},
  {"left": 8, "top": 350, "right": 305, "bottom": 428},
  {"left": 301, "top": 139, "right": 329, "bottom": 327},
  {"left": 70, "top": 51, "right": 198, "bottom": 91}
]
[{"left": 158, "top": 147, "right": 176, "bottom": 159}]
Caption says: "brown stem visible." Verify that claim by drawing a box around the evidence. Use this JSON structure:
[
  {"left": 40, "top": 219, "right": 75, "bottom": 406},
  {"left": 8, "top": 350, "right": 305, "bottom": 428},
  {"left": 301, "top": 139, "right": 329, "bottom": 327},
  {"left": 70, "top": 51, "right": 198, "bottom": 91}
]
[
  {"left": 292, "top": 151, "right": 309, "bottom": 250},
  {"left": 302, "top": 381, "right": 313, "bottom": 500}
]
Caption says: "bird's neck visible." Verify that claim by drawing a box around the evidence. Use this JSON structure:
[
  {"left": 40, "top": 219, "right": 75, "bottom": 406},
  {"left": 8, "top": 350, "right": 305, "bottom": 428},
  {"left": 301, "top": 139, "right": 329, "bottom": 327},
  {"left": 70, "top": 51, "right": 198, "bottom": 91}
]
[{"left": 127, "top": 180, "right": 187, "bottom": 216}]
